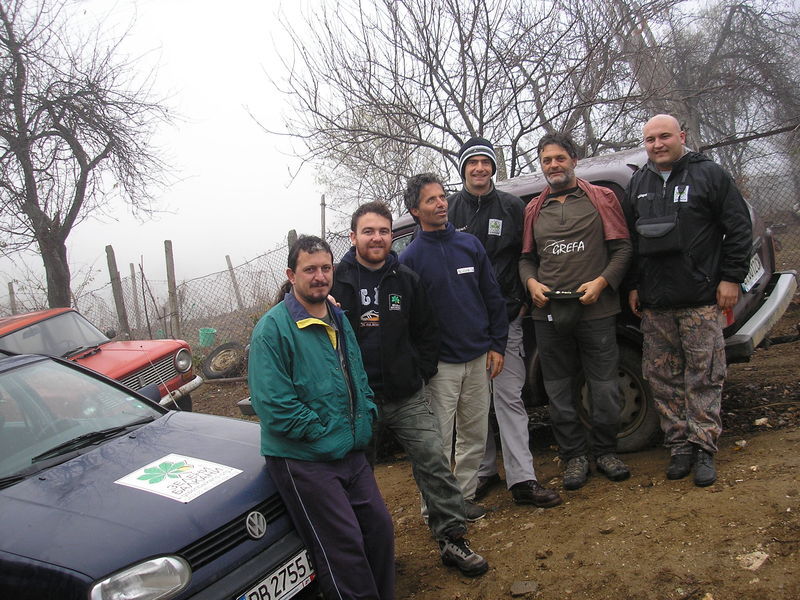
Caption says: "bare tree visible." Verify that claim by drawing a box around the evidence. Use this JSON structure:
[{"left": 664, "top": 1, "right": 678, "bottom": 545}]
[
  {"left": 262, "top": 0, "right": 678, "bottom": 216},
  {"left": 0, "top": 0, "right": 170, "bottom": 307}
]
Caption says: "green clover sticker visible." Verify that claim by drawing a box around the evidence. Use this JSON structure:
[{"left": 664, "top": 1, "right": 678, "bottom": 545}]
[{"left": 137, "top": 460, "right": 192, "bottom": 484}]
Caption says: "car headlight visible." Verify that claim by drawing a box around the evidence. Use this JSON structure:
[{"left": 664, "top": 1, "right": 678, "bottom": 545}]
[
  {"left": 89, "top": 556, "right": 190, "bottom": 600},
  {"left": 174, "top": 348, "right": 192, "bottom": 373}
]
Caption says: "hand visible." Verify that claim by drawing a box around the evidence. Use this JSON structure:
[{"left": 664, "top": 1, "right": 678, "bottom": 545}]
[
  {"left": 717, "top": 280, "right": 740, "bottom": 310},
  {"left": 628, "top": 289, "right": 641, "bottom": 317},
  {"left": 526, "top": 278, "right": 551, "bottom": 308},
  {"left": 327, "top": 294, "right": 341, "bottom": 308},
  {"left": 576, "top": 276, "right": 607, "bottom": 305},
  {"left": 486, "top": 350, "right": 504, "bottom": 379}
]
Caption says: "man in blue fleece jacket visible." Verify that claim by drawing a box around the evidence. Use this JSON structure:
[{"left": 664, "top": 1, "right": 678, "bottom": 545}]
[{"left": 400, "top": 173, "right": 508, "bottom": 520}]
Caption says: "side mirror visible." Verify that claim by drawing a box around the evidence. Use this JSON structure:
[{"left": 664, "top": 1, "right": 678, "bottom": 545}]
[
  {"left": 138, "top": 383, "right": 161, "bottom": 403},
  {"left": 105, "top": 329, "right": 117, "bottom": 339}
]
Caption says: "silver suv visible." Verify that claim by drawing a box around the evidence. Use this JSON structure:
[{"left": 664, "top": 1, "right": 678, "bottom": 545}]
[{"left": 391, "top": 147, "right": 797, "bottom": 451}]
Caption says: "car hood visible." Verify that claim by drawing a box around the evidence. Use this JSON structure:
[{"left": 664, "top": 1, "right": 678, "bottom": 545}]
[
  {"left": 0, "top": 411, "right": 274, "bottom": 579},
  {"left": 71, "top": 340, "right": 185, "bottom": 380}
]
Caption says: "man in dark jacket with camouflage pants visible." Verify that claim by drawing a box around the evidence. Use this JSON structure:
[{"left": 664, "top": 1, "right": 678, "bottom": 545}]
[{"left": 624, "top": 114, "right": 752, "bottom": 487}]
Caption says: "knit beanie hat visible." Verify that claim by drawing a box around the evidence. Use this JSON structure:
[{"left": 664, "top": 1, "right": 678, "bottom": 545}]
[{"left": 458, "top": 137, "right": 497, "bottom": 179}]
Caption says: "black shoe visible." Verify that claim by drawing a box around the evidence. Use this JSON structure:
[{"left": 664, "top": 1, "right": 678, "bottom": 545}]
[
  {"left": 439, "top": 535, "right": 489, "bottom": 577},
  {"left": 595, "top": 454, "right": 631, "bottom": 482},
  {"left": 511, "top": 480, "right": 563, "bottom": 507},
  {"left": 464, "top": 500, "right": 487, "bottom": 522},
  {"left": 563, "top": 456, "right": 589, "bottom": 490},
  {"left": 474, "top": 473, "right": 503, "bottom": 501},
  {"left": 666, "top": 452, "right": 694, "bottom": 480},
  {"left": 694, "top": 449, "right": 717, "bottom": 487}
]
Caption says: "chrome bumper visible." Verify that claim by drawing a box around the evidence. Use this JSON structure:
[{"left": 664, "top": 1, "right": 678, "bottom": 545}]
[
  {"left": 726, "top": 270, "right": 797, "bottom": 362},
  {"left": 159, "top": 375, "right": 204, "bottom": 406}
]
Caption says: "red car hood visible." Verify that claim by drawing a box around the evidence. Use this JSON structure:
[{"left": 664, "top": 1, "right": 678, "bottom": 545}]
[{"left": 71, "top": 340, "right": 185, "bottom": 380}]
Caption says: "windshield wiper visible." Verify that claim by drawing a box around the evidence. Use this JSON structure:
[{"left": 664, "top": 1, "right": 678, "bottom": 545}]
[
  {"left": 31, "top": 417, "right": 155, "bottom": 463},
  {"left": 61, "top": 344, "right": 102, "bottom": 358},
  {"left": 0, "top": 453, "right": 81, "bottom": 489}
]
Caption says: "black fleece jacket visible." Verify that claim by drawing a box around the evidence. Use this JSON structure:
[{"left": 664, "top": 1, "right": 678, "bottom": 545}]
[
  {"left": 623, "top": 151, "right": 752, "bottom": 309},
  {"left": 448, "top": 184, "right": 526, "bottom": 319},
  {"left": 331, "top": 248, "right": 440, "bottom": 402}
]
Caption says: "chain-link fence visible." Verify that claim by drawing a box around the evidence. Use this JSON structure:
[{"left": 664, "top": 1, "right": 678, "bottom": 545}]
[
  {"left": 3, "top": 127, "right": 798, "bottom": 359},
  {"left": 701, "top": 126, "right": 800, "bottom": 273}
]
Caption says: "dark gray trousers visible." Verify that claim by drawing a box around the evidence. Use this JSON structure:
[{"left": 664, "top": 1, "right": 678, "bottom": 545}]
[{"left": 534, "top": 316, "right": 622, "bottom": 460}]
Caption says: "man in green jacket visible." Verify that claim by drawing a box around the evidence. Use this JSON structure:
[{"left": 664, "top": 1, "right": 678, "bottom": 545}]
[{"left": 248, "top": 235, "right": 395, "bottom": 600}]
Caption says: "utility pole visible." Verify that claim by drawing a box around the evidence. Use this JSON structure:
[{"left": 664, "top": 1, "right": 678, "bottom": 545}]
[{"left": 320, "top": 194, "right": 326, "bottom": 238}]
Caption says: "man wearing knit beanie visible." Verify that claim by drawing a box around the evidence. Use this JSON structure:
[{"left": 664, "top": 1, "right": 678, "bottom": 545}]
[{"left": 449, "top": 136, "right": 563, "bottom": 510}]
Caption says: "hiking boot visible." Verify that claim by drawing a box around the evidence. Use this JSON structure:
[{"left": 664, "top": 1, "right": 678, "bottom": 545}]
[
  {"left": 474, "top": 473, "right": 503, "bottom": 501},
  {"left": 439, "top": 535, "right": 489, "bottom": 577},
  {"left": 595, "top": 454, "right": 631, "bottom": 482},
  {"left": 666, "top": 452, "right": 694, "bottom": 480},
  {"left": 563, "top": 456, "right": 589, "bottom": 490},
  {"left": 464, "top": 499, "right": 487, "bottom": 522},
  {"left": 510, "top": 480, "right": 563, "bottom": 507},
  {"left": 694, "top": 449, "right": 717, "bottom": 487}
]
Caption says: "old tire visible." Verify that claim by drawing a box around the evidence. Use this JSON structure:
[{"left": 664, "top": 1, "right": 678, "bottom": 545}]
[
  {"left": 202, "top": 342, "right": 246, "bottom": 379},
  {"left": 578, "top": 344, "right": 661, "bottom": 453}
]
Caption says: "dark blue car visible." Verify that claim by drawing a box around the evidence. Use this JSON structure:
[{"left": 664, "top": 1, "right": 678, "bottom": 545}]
[{"left": 0, "top": 352, "right": 318, "bottom": 600}]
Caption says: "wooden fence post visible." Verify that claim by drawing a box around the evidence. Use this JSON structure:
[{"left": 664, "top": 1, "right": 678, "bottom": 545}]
[
  {"left": 164, "top": 240, "right": 181, "bottom": 339},
  {"left": 105, "top": 245, "right": 132, "bottom": 339},
  {"left": 129, "top": 263, "right": 142, "bottom": 331},
  {"left": 8, "top": 282, "right": 17, "bottom": 314},
  {"left": 226, "top": 255, "right": 246, "bottom": 312}
]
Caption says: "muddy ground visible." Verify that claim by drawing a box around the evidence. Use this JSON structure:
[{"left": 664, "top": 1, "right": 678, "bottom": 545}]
[{"left": 193, "top": 301, "right": 800, "bottom": 600}]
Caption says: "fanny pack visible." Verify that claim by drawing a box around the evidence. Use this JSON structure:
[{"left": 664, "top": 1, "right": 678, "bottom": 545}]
[
  {"left": 634, "top": 169, "right": 688, "bottom": 257},
  {"left": 635, "top": 212, "right": 681, "bottom": 256}
]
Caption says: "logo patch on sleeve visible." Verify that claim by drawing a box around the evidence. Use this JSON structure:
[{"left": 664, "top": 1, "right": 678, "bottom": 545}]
[
  {"left": 488, "top": 218, "right": 503, "bottom": 236},
  {"left": 389, "top": 293, "right": 402, "bottom": 311},
  {"left": 457, "top": 267, "right": 475, "bottom": 275}
]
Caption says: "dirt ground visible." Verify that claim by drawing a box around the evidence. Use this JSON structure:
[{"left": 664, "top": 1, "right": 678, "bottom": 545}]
[{"left": 193, "top": 302, "right": 800, "bottom": 600}]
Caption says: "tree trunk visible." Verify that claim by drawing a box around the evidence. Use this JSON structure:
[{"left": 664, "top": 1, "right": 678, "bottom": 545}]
[{"left": 39, "top": 236, "right": 72, "bottom": 308}]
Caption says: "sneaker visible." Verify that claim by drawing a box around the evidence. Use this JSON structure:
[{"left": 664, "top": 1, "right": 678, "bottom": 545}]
[
  {"left": 510, "top": 480, "right": 563, "bottom": 507},
  {"left": 464, "top": 499, "right": 487, "bottom": 522},
  {"left": 595, "top": 454, "right": 631, "bottom": 482},
  {"left": 563, "top": 456, "right": 589, "bottom": 490},
  {"left": 694, "top": 449, "right": 717, "bottom": 487},
  {"left": 666, "top": 452, "right": 694, "bottom": 480},
  {"left": 474, "top": 473, "right": 503, "bottom": 501},
  {"left": 439, "top": 535, "right": 489, "bottom": 577}
]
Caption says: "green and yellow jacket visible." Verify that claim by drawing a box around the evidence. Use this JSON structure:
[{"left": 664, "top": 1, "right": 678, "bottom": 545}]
[{"left": 248, "top": 292, "right": 377, "bottom": 461}]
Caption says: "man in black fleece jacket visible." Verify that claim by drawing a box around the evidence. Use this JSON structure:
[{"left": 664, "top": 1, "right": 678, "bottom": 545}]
[{"left": 331, "top": 201, "right": 488, "bottom": 578}]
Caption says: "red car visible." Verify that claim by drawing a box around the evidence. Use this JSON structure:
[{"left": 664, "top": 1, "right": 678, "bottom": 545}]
[{"left": 0, "top": 308, "right": 202, "bottom": 410}]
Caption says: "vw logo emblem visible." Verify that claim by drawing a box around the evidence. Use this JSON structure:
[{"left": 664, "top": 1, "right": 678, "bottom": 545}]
[{"left": 245, "top": 511, "right": 268, "bottom": 540}]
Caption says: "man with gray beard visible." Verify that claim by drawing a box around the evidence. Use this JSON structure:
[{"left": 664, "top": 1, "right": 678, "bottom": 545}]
[{"left": 519, "top": 132, "right": 633, "bottom": 491}]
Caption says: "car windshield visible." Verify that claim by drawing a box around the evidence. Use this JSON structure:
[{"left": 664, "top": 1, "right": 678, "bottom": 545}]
[
  {"left": 0, "top": 358, "right": 162, "bottom": 480},
  {"left": 0, "top": 311, "right": 110, "bottom": 357}
]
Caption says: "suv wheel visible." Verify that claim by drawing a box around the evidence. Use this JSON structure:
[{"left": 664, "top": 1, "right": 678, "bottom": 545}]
[{"left": 578, "top": 344, "right": 661, "bottom": 452}]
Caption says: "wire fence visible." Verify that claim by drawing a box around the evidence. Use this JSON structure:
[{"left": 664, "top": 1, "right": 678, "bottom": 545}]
[{"left": 2, "top": 127, "right": 799, "bottom": 358}]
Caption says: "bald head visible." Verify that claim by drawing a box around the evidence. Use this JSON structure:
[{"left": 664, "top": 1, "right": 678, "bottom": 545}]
[{"left": 643, "top": 114, "right": 686, "bottom": 170}]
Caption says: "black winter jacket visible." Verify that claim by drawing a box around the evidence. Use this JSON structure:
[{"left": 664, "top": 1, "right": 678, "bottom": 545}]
[
  {"left": 448, "top": 185, "right": 526, "bottom": 319},
  {"left": 331, "top": 248, "right": 440, "bottom": 402},
  {"left": 623, "top": 151, "right": 752, "bottom": 309}
]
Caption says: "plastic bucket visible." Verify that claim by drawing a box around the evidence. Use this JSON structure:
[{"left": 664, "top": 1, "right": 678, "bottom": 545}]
[{"left": 198, "top": 327, "right": 217, "bottom": 347}]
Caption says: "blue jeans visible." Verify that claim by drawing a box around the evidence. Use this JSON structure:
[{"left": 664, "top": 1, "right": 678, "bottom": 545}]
[
  {"left": 534, "top": 316, "right": 622, "bottom": 460},
  {"left": 375, "top": 387, "right": 467, "bottom": 539}
]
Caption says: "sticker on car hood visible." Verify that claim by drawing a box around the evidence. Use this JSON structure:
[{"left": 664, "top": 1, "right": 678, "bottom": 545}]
[{"left": 115, "top": 454, "right": 242, "bottom": 503}]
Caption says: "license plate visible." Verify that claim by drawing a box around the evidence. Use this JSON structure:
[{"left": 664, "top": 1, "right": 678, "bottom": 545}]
[
  {"left": 742, "top": 253, "right": 765, "bottom": 292},
  {"left": 236, "top": 550, "right": 314, "bottom": 600}
]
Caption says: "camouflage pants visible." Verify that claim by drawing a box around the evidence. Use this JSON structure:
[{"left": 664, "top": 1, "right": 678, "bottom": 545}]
[{"left": 641, "top": 306, "right": 725, "bottom": 454}]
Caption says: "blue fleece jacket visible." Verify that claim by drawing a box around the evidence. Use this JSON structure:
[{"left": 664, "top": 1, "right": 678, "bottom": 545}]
[{"left": 399, "top": 223, "right": 508, "bottom": 363}]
